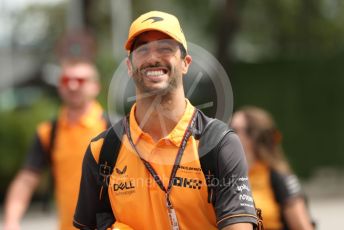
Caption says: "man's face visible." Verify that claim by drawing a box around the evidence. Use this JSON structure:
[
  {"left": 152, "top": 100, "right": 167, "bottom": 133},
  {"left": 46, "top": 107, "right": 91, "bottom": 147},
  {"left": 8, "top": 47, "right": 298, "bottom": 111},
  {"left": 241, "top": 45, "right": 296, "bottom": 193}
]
[
  {"left": 126, "top": 31, "right": 191, "bottom": 95},
  {"left": 58, "top": 62, "right": 100, "bottom": 109}
]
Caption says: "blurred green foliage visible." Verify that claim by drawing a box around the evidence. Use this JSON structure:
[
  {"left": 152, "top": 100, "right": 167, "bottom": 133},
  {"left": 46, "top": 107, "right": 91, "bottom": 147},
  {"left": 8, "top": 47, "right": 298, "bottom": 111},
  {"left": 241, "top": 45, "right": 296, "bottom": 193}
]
[
  {"left": 0, "top": 95, "right": 58, "bottom": 201},
  {"left": 231, "top": 54, "right": 344, "bottom": 177}
]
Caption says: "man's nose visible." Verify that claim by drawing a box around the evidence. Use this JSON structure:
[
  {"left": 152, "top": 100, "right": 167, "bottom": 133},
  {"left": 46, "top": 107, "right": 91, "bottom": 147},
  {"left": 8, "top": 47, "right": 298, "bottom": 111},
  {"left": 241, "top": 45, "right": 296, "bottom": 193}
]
[
  {"left": 66, "top": 79, "right": 80, "bottom": 90},
  {"left": 145, "top": 48, "right": 161, "bottom": 62}
]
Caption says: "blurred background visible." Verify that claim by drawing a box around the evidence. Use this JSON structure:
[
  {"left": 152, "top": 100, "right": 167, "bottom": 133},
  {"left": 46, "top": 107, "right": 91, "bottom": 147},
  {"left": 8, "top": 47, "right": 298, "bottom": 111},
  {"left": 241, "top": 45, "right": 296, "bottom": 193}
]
[{"left": 0, "top": 0, "right": 343, "bottom": 229}]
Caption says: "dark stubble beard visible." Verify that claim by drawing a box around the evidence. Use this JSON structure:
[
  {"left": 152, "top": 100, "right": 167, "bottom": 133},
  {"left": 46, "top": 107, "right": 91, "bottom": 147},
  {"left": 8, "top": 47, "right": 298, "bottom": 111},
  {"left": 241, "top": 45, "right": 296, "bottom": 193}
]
[{"left": 131, "top": 62, "right": 180, "bottom": 96}]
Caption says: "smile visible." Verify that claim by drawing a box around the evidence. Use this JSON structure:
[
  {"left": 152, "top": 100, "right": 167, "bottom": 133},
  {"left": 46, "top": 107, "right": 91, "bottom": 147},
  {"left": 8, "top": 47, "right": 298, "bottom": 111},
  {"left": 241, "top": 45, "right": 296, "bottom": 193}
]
[
  {"left": 143, "top": 68, "right": 168, "bottom": 79},
  {"left": 146, "top": 70, "right": 164, "bottom": 76}
]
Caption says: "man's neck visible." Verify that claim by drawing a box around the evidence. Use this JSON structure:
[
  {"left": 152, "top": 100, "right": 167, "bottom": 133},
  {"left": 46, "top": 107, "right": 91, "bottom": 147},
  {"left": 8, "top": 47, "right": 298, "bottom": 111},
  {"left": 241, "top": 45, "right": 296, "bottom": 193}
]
[
  {"left": 135, "top": 90, "right": 186, "bottom": 142},
  {"left": 65, "top": 101, "right": 93, "bottom": 123}
]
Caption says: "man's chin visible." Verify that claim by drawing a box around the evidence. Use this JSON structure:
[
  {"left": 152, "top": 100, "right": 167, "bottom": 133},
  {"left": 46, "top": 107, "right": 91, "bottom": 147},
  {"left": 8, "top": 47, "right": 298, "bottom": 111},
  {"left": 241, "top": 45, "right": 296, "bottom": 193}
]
[
  {"left": 65, "top": 100, "right": 86, "bottom": 109},
  {"left": 140, "top": 85, "right": 172, "bottom": 96}
]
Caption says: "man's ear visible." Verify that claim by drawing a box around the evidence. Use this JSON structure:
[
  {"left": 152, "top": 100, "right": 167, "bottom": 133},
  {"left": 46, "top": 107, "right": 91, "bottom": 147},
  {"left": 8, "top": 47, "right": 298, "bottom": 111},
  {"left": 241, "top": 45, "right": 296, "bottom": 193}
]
[
  {"left": 182, "top": 54, "right": 192, "bottom": 75},
  {"left": 126, "top": 57, "right": 133, "bottom": 77}
]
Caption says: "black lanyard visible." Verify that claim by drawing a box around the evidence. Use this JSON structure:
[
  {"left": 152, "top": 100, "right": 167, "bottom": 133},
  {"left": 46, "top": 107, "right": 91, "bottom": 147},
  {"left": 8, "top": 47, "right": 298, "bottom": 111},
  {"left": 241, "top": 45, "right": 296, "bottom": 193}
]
[
  {"left": 124, "top": 108, "right": 196, "bottom": 195},
  {"left": 124, "top": 109, "right": 197, "bottom": 229}
]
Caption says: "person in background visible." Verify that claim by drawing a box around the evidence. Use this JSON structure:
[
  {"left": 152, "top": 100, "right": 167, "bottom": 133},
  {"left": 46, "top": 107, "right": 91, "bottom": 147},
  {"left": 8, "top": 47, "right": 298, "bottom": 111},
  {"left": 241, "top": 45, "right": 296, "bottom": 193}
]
[
  {"left": 230, "top": 106, "right": 314, "bottom": 230},
  {"left": 3, "top": 59, "right": 108, "bottom": 230}
]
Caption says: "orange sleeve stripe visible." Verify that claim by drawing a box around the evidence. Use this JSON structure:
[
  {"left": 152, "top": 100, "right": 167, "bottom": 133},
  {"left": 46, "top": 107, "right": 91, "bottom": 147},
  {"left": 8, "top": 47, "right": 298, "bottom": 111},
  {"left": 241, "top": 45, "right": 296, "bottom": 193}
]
[
  {"left": 73, "top": 219, "right": 94, "bottom": 228},
  {"left": 217, "top": 213, "right": 258, "bottom": 225}
]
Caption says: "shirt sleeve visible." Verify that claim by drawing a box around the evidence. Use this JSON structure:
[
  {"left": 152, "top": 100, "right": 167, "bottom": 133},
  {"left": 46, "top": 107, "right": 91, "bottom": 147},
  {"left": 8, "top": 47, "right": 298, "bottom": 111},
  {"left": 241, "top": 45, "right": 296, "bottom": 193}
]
[
  {"left": 23, "top": 132, "right": 49, "bottom": 173},
  {"left": 214, "top": 133, "right": 258, "bottom": 229},
  {"left": 270, "top": 169, "right": 303, "bottom": 206}
]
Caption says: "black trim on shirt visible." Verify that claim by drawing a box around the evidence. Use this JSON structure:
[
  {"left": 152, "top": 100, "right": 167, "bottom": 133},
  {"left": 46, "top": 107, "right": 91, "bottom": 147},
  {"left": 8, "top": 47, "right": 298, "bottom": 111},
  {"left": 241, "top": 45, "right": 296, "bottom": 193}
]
[
  {"left": 73, "top": 144, "right": 102, "bottom": 229},
  {"left": 23, "top": 133, "right": 49, "bottom": 173}
]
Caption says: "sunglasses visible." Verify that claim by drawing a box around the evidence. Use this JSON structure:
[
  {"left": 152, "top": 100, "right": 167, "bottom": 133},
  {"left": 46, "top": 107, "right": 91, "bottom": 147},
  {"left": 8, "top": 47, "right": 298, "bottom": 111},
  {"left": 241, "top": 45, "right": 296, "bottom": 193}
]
[{"left": 59, "top": 75, "right": 94, "bottom": 87}]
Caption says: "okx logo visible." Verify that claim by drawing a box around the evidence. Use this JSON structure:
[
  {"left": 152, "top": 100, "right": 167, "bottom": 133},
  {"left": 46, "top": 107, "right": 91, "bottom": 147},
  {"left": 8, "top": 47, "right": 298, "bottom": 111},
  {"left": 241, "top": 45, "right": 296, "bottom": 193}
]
[{"left": 173, "top": 177, "right": 202, "bottom": 190}]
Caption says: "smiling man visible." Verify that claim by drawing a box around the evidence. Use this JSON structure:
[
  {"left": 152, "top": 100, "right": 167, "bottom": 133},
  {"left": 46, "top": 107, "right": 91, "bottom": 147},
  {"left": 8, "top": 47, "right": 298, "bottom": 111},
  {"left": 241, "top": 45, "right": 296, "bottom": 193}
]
[{"left": 74, "top": 11, "right": 259, "bottom": 230}]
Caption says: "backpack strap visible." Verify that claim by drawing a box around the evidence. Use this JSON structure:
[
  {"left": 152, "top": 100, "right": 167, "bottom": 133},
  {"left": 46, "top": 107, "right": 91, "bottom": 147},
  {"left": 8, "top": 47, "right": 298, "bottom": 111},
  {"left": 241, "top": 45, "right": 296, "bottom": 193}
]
[
  {"left": 96, "top": 118, "right": 125, "bottom": 229},
  {"left": 48, "top": 118, "right": 58, "bottom": 163},
  {"left": 98, "top": 118, "right": 125, "bottom": 190}
]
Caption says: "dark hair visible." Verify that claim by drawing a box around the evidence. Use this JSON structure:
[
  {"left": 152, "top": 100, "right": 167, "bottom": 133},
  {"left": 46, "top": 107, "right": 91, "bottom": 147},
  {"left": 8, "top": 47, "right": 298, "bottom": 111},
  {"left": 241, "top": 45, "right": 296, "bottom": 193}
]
[{"left": 178, "top": 43, "right": 187, "bottom": 58}]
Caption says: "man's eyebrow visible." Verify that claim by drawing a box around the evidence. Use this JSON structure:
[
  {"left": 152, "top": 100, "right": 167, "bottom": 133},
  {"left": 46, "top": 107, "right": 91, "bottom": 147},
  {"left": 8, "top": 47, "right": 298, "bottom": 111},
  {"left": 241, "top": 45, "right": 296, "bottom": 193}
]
[
  {"left": 157, "top": 39, "right": 176, "bottom": 45},
  {"left": 131, "top": 38, "right": 176, "bottom": 52}
]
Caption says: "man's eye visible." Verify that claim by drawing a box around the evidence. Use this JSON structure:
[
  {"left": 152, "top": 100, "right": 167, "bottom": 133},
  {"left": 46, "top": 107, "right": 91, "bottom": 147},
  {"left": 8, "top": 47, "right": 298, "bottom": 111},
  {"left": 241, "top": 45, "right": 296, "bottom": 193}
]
[
  {"left": 136, "top": 46, "right": 148, "bottom": 54},
  {"left": 158, "top": 46, "right": 173, "bottom": 53}
]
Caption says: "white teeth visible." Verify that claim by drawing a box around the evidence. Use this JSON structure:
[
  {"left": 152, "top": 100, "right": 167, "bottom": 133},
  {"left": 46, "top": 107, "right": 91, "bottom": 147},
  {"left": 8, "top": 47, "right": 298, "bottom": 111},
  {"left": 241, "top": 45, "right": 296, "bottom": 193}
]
[{"left": 146, "top": 70, "right": 164, "bottom": 76}]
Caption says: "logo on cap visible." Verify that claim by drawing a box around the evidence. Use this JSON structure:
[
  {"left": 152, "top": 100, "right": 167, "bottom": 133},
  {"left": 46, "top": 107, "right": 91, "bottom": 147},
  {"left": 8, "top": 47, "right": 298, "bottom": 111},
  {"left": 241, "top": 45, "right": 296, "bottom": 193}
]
[{"left": 142, "top": 16, "right": 164, "bottom": 24}]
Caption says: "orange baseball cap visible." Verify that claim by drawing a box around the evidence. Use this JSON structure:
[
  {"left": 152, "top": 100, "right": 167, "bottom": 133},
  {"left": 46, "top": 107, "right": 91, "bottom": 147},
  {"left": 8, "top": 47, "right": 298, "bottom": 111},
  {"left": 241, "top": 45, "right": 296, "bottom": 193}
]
[{"left": 125, "top": 11, "right": 187, "bottom": 52}]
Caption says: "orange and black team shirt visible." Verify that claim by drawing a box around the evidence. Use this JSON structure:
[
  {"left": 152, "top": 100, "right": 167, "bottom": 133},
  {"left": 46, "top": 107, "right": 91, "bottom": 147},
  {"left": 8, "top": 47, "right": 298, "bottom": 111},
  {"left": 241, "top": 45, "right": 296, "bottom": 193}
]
[
  {"left": 23, "top": 101, "right": 107, "bottom": 230},
  {"left": 74, "top": 100, "right": 258, "bottom": 229},
  {"left": 249, "top": 162, "right": 303, "bottom": 230}
]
